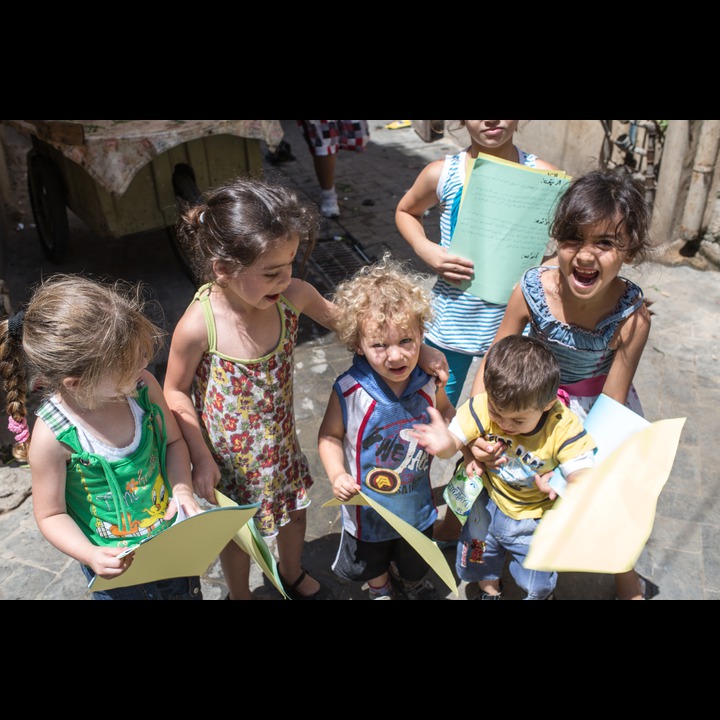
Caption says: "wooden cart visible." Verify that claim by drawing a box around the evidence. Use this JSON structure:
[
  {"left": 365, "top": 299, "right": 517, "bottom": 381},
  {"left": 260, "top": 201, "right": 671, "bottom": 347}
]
[{"left": 2, "top": 120, "right": 283, "bottom": 273}]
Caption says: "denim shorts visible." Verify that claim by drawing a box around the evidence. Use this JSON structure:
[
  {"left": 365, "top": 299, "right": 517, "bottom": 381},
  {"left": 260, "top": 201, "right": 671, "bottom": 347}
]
[
  {"left": 81, "top": 564, "right": 203, "bottom": 600},
  {"left": 332, "top": 526, "right": 433, "bottom": 583},
  {"left": 455, "top": 490, "right": 556, "bottom": 600}
]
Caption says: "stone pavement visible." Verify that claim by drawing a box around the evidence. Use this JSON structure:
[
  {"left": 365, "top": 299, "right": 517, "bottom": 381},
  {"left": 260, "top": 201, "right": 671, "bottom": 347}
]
[{"left": 0, "top": 120, "right": 718, "bottom": 600}]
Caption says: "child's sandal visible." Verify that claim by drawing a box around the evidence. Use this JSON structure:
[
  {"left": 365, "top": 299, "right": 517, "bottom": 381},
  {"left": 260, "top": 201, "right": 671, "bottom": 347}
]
[{"left": 278, "top": 568, "right": 330, "bottom": 601}]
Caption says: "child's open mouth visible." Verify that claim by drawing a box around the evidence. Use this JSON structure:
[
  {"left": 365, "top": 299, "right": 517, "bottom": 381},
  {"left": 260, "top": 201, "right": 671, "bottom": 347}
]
[{"left": 573, "top": 268, "right": 599, "bottom": 286}]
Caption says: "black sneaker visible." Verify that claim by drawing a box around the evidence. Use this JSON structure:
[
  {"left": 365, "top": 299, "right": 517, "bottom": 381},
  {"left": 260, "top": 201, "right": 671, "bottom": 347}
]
[
  {"left": 397, "top": 576, "right": 440, "bottom": 600},
  {"left": 389, "top": 563, "right": 439, "bottom": 600}
]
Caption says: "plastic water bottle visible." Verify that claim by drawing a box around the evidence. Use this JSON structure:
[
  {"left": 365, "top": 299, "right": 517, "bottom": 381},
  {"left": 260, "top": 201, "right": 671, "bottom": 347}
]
[{"left": 442, "top": 464, "right": 484, "bottom": 525}]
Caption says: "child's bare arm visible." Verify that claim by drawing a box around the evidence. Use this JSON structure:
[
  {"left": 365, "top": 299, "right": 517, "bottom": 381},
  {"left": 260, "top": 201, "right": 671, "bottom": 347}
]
[
  {"left": 603, "top": 303, "right": 651, "bottom": 404},
  {"left": 163, "top": 305, "right": 220, "bottom": 505},
  {"left": 284, "top": 278, "right": 338, "bottom": 330},
  {"left": 396, "top": 160, "right": 474, "bottom": 284},
  {"left": 29, "top": 420, "right": 132, "bottom": 578},
  {"left": 318, "top": 392, "right": 359, "bottom": 501},
  {"left": 435, "top": 386, "right": 456, "bottom": 424},
  {"left": 145, "top": 370, "right": 203, "bottom": 517}
]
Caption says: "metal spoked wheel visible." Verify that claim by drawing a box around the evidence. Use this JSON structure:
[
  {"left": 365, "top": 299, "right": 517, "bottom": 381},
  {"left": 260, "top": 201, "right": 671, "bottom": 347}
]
[
  {"left": 26, "top": 150, "right": 69, "bottom": 263},
  {"left": 599, "top": 120, "right": 615, "bottom": 171},
  {"left": 597, "top": 120, "right": 665, "bottom": 211}
]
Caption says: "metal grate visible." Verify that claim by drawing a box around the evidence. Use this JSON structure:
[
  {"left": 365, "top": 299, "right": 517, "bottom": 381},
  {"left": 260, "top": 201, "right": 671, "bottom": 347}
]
[
  {"left": 303, "top": 235, "right": 376, "bottom": 296},
  {"left": 294, "top": 235, "right": 376, "bottom": 345}
]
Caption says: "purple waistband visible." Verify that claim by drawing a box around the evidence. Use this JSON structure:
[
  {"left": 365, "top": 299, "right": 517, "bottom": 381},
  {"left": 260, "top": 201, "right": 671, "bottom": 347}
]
[{"left": 559, "top": 375, "right": 607, "bottom": 398}]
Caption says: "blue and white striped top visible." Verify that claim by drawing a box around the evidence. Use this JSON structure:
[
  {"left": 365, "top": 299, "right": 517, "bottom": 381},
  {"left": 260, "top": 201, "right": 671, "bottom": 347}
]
[{"left": 426, "top": 148, "right": 540, "bottom": 356}]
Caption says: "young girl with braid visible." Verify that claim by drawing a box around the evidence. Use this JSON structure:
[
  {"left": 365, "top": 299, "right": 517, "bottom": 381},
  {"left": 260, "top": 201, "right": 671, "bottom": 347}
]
[{"left": 0, "top": 274, "right": 204, "bottom": 600}]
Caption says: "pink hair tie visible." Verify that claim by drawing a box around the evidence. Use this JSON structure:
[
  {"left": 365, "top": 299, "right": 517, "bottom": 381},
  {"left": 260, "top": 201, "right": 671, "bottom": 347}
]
[
  {"left": 556, "top": 388, "right": 571, "bottom": 407},
  {"left": 8, "top": 416, "right": 29, "bottom": 443}
]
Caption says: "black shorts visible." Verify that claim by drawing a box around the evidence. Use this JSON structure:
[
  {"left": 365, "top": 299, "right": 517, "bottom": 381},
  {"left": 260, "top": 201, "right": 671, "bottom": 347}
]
[{"left": 332, "top": 526, "right": 433, "bottom": 583}]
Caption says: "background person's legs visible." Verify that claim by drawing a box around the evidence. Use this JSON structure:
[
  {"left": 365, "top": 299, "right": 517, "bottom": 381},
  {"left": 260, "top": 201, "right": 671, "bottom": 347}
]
[{"left": 313, "top": 154, "right": 340, "bottom": 218}]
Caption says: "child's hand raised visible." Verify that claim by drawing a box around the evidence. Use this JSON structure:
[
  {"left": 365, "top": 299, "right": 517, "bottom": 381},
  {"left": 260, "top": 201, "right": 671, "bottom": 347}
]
[{"left": 409, "top": 406, "right": 457, "bottom": 457}]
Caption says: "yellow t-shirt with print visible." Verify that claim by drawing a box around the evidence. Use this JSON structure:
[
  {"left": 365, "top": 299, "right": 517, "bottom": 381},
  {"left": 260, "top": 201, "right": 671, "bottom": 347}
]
[{"left": 449, "top": 393, "right": 596, "bottom": 519}]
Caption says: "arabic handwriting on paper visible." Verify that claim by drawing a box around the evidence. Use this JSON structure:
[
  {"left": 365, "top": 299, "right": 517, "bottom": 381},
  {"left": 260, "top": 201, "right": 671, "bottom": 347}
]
[{"left": 450, "top": 156, "right": 570, "bottom": 305}]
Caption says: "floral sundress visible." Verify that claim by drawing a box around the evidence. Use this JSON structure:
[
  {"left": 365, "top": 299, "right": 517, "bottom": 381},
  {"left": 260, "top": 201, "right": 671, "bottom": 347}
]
[{"left": 191, "top": 284, "right": 312, "bottom": 537}]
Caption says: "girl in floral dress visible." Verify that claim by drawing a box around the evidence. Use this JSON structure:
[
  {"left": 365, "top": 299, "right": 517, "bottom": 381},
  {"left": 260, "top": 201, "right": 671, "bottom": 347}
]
[{"left": 164, "top": 177, "right": 447, "bottom": 600}]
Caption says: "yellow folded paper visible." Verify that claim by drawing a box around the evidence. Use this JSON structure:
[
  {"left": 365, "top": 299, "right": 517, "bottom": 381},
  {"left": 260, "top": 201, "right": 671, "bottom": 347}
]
[
  {"left": 323, "top": 491, "right": 458, "bottom": 595},
  {"left": 524, "top": 417, "right": 685, "bottom": 573},
  {"left": 215, "top": 490, "right": 288, "bottom": 598},
  {"left": 90, "top": 502, "right": 259, "bottom": 592}
]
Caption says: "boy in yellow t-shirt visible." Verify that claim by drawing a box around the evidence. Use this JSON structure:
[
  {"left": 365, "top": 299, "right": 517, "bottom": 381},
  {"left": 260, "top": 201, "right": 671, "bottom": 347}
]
[{"left": 409, "top": 334, "right": 596, "bottom": 600}]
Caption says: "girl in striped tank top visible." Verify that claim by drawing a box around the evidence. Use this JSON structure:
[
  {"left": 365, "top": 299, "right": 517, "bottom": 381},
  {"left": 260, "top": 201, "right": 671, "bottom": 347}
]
[{"left": 395, "top": 120, "right": 559, "bottom": 406}]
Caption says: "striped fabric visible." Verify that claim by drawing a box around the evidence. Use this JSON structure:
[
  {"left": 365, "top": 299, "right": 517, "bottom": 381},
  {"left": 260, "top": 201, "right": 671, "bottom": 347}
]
[
  {"left": 36, "top": 398, "right": 73, "bottom": 435},
  {"left": 426, "top": 149, "right": 539, "bottom": 356}
]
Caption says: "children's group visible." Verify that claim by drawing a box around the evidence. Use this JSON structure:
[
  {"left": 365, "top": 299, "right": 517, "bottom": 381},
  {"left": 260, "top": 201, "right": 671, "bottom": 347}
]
[{"left": 0, "top": 120, "right": 658, "bottom": 600}]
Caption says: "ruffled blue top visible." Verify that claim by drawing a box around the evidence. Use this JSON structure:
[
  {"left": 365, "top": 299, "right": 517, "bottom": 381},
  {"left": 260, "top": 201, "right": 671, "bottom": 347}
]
[{"left": 521, "top": 266, "right": 644, "bottom": 384}]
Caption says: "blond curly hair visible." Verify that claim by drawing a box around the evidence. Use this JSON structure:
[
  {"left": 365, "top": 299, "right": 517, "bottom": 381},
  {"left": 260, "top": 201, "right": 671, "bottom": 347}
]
[{"left": 332, "top": 254, "right": 434, "bottom": 351}]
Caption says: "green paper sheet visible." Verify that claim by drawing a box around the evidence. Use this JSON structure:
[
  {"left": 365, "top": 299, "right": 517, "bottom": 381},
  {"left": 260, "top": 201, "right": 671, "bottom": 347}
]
[
  {"left": 450, "top": 153, "right": 570, "bottom": 304},
  {"left": 215, "top": 490, "right": 288, "bottom": 598}
]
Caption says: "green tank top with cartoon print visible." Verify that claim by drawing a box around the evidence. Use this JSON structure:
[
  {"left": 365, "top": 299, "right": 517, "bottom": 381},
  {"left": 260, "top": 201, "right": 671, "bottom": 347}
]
[{"left": 35, "top": 382, "right": 174, "bottom": 548}]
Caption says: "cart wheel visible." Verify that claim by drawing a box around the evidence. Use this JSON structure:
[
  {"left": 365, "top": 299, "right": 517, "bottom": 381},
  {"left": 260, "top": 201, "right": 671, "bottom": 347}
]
[
  {"left": 172, "top": 163, "right": 203, "bottom": 207},
  {"left": 167, "top": 163, "right": 202, "bottom": 285},
  {"left": 27, "top": 150, "right": 69, "bottom": 263}
]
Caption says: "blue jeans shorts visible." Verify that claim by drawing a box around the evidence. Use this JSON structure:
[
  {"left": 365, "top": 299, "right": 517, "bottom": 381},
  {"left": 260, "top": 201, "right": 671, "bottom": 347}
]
[
  {"left": 455, "top": 490, "right": 556, "bottom": 600},
  {"left": 81, "top": 564, "right": 203, "bottom": 600}
]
